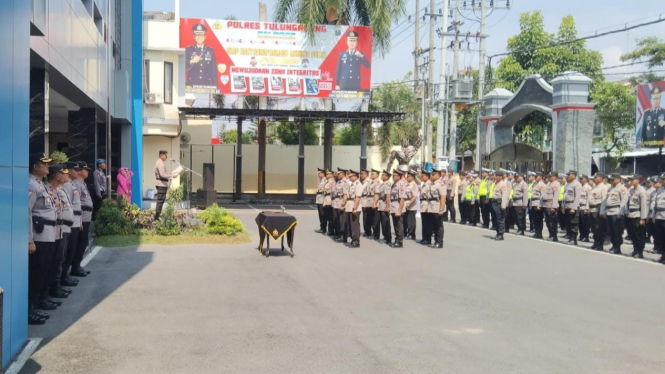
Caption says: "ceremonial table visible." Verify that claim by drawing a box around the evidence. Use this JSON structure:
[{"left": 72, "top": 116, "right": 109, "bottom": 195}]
[{"left": 255, "top": 212, "right": 297, "bottom": 257}]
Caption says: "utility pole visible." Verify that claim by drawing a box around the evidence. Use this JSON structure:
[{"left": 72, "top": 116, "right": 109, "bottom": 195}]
[
  {"left": 426, "top": 0, "right": 436, "bottom": 165},
  {"left": 414, "top": 0, "right": 420, "bottom": 94},
  {"left": 436, "top": 0, "right": 449, "bottom": 164},
  {"left": 475, "top": 0, "right": 487, "bottom": 168},
  {"left": 448, "top": 2, "right": 460, "bottom": 171}
]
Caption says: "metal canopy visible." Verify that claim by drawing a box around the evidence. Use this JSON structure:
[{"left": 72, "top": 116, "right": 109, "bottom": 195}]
[{"left": 178, "top": 107, "right": 405, "bottom": 122}]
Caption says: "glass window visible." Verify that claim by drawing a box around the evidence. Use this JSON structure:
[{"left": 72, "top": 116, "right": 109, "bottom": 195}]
[{"left": 164, "top": 62, "right": 173, "bottom": 104}]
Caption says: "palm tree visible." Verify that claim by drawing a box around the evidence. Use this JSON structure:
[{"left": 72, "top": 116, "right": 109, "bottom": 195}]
[{"left": 274, "top": 0, "right": 407, "bottom": 56}]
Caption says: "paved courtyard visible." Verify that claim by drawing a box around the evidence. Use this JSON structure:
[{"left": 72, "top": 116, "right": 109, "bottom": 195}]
[{"left": 21, "top": 205, "right": 665, "bottom": 374}]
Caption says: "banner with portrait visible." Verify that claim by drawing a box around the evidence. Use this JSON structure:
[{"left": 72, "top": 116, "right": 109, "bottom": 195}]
[
  {"left": 179, "top": 19, "right": 372, "bottom": 99},
  {"left": 636, "top": 81, "right": 665, "bottom": 148}
]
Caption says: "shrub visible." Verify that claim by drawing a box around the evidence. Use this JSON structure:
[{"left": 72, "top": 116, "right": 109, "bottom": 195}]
[
  {"left": 199, "top": 204, "right": 244, "bottom": 236},
  {"left": 154, "top": 203, "right": 181, "bottom": 236},
  {"left": 50, "top": 151, "right": 69, "bottom": 164},
  {"left": 167, "top": 185, "right": 184, "bottom": 204},
  {"left": 93, "top": 199, "right": 134, "bottom": 236}
]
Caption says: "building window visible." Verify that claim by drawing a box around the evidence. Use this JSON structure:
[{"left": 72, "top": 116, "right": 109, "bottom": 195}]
[
  {"left": 164, "top": 62, "right": 173, "bottom": 104},
  {"left": 144, "top": 60, "right": 150, "bottom": 93}
]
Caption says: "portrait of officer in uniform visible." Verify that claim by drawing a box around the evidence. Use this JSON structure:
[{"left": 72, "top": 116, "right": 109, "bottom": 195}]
[
  {"left": 639, "top": 86, "right": 665, "bottom": 147},
  {"left": 335, "top": 30, "right": 370, "bottom": 91},
  {"left": 185, "top": 23, "right": 217, "bottom": 87}
]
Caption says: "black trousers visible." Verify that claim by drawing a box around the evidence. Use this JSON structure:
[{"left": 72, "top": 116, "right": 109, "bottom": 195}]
[
  {"left": 404, "top": 210, "right": 417, "bottom": 238},
  {"left": 557, "top": 205, "right": 566, "bottom": 230},
  {"left": 606, "top": 215, "right": 625, "bottom": 248},
  {"left": 317, "top": 204, "right": 326, "bottom": 231},
  {"left": 531, "top": 207, "right": 544, "bottom": 236},
  {"left": 380, "top": 211, "right": 392, "bottom": 242},
  {"left": 492, "top": 201, "right": 506, "bottom": 235},
  {"left": 528, "top": 205, "right": 534, "bottom": 231},
  {"left": 625, "top": 214, "right": 634, "bottom": 239},
  {"left": 363, "top": 207, "right": 374, "bottom": 236},
  {"left": 391, "top": 213, "right": 404, "bottom": 244},
  {"left": 433, "top": 213, "right": 444, "bottom": 244},
  {"left": 490, "top": 201, "right": 497, "bottom": 228},
  {"left": 459, "top": 196, "right": 467, "bottom": 223},
  {"left": 350, "top": 212, "right": 361, "bottom": 244},
  {"left": 653, "top": 219, "right": 665, "bottom": 254},
  {"left": 47, "top": 234, "right": 69, "bottom": 291},
  {"left": 506, "top": 205, "right": 516, "bottom": 230},
  {"left": 29, "top": 241, "right": 55, "bottom": 307},
  {"left": 446, "top": 196, "right": 456, "bottom": 223},
  {"left": 154, "top": 186, "right": 168, "bottom": 220},
  {"left": 578, "top": 211, "right": 590, "bottom": 240},
  {"left": 339, "top": 210, "right": 349, "bottom": 241},
  {"left": 332, "top": 206, "right": 341, "bottom": 236},
  {"left": 590, "top": 211, "right": 606, "bottom": 247},
  {"left": 467, "top": 201, "right": 478, "bottom": 225},
  {"left": 324, "top": 205, "right": 334, "bottom": 234},
  {"left": 647, "top": 219, "right": 655, "bottom": 242},
  {"left": 61, "top": 227, "right": 80, "bottom": 282},
  {"left": 565, "top": 209, "right": 579, "bottom": 236},
  {"left": 513, "top": 206, "right": 526, "bottom": 232},
  {"left": 92, "top": 195, "right": 105, "bottom": 221},
  {"left": 421, "top": 212, "right": 433, "bottom": 243},
  {"left": 479, "top": 197, "right": 490, "bottom": 226},
  {"left": 628, "top": 217, "right": 646, "bottom": 255},
  {"left": 372, "top": 207, "right": 382, "bottom": 239},
  {"left": 545, "top": 209, "right": 558, "bottom": 239},
  {"left": 72, "top": 222, "right": 91, "bottom": 270}
]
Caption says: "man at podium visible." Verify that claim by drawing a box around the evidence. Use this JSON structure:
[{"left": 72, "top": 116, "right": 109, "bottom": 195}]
[{"left": 154, "top": 150, "right": 181, "bottom": 220}]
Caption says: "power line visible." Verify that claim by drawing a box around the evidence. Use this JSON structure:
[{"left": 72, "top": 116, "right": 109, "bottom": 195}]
[
  {"left": 393, "top": 23, "right": 428, "bottom": 49},
  {"left": 601, "top": 60, "right": 649, "bottom": 70},
  {"left": 603, "top": 69, "right": 665, "bottom": 76}
]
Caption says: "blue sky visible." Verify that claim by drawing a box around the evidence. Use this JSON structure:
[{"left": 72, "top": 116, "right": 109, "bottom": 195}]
[{"left": 145, "top": 0, "right": 665, "bottom": 86}]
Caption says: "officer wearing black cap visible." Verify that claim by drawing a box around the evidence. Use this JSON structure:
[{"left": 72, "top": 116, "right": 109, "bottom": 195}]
[
  {"left": 71, "top": 162, "right": 93, "bottom": 277},
  {"left": 336, "top": 168, "right": 351, "bottom": 243},
  {"left": 578, "top": 174, "right": 592, "bottom": 242},
  {"left": 601, "top": 173, "right": 630, "bottom": 254},
  {"left": 93, "top": 158, "right": 107, "bottom": 220},
  {"left": 491, "top": 171, "right": 510, "bottom": 240},
  {"left": 331, "top": 168, "right": 346, "bottom": 240},
  {"left": 650, "top": 174, "right": 665, "bottom": 263},
  {"left": 335, "top": 30, "right": 370, "bottom": 91},
  {"left": 430, "top": 169, "right": 447, "bottom": 248},
  {"left": 589, "top": 172, "right": 609, "bottom": 250},
  {"left": 639, "top": 86, "right": 665, "bottom": 147},
  {"left": 370, "top": 169, "right": 383, "bottom": 239},
  {"left": 542, "top": 171, "right": 561, "bottom": 241},
  {"left": 185, "top": 23, "right": 217, "bottom": 87},
  {"left": 563, "top": 170, "right": 583, "bottom": 245},
  {"left": 389, "top": 169, "right": 407, "bottom": 247},
  {"left": 626, "top": 175, "right": 648, "bottom": 258},
  {"left": 530, "top": 172, "right": 546, "bottom": 239},
  {"left": 419, "top": 171, "right": 433, "bottom": 245},
  {"left": 315, "top": 168, "right": 327, "bottom": 233},
  {"left": 346, "top": 170, "right": 363, "bottom": 247},
  {"left": 360, "top": 168, "right": 373, "bottom": 237},
  {"left": 60, "top": 162, "right": 83, "bottom": 288},
  {"left": 404, "top": 170, "right": 419, "bottom": 240},
  {"left": 375, "top": 169, "right": 392, "bottom": 243},
  {"left": 323, "top": 170, "right": 335, "bottom": 236},
  {"left": 46, "top": 164, "right": 74, "bottom": 304}
]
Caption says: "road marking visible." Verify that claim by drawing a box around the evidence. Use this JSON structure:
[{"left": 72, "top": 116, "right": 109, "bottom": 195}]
[
  {"left": 308, "top": 205, "right": 317, "bottom": 210},
  {"left": 246, "top": 204, "right": 260, "bottom": 212},
  {"left": 5, "top": 338, "right": 42, "bottom": 374},
  {"left": 454, "top": 223, "right": 664, "bottom": 267},
  {"left": 81, "top": 246, "right": 102, "bottom": 267}
]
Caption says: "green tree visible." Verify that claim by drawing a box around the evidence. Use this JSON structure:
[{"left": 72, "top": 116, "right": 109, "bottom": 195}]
[
  {"left": 337, "top": 123, "right": 374, "bottom": 145},
  {"left": 621, "top": 37, "right": 665, "bottom": 68},
  {"left": 274, "top": 0, "right": 407, "bottom": 56},
  {"left": 591, "top": 82, "right": 636, "bottom": 168},
  {"left": 223, "top": 129, "right": 253, "bottom": 144},
  {"left": 276, "top": 121, "right": 318, "bottom": 145}
]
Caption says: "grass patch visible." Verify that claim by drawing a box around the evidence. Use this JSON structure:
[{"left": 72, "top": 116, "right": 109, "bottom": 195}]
[{"left": 95, "top": 230, "right": 252, "bottom": 248}]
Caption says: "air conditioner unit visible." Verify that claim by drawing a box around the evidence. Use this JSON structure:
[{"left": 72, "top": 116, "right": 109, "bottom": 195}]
[
  {"left": 452, "top": 79, "right": 473, "bottom": 100},
  {"left": 144, "top": 92, "right": 164, "bottom": 104}
]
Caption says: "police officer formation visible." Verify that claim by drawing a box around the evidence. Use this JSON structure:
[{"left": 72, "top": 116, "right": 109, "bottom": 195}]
[
  {"left": 315, "top": 167, "right": 447, "bottom": 249},
  {"left": 314, "top": 166, "right": 665, "bottom": 265},
  {"left": 28, "top": 153, "right": 97, "bottom": 325}
]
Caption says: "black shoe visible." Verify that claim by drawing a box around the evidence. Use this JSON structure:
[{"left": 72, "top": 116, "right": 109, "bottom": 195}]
[
  {"left": 32, "top": 310, "right": 50, "bottom": 320},
  {"left": 418, "top": 239, "right": 430, "bottom": 245},
  {"left": 482, "top": 225, "right": 489, "bottom": 229},
  {"left": 390, "top": 242, "right": 403, "bottom": 248},
  {"left": 490, "top": 226, "right": 497, "bottom": 231},
  {"left": 590, "top": 243, "right": 598, "bottom": 250},
  {"left": 529, "top": 229, "right": 535, "bottom": 233},
  {"left": 327, "top": 233, "right": 336, "bottom": 237},
  {"left": 37, "top": 300, "right": 57, "bottom": 311},
  {"left": 70, "top": 268, "right": 88, "bottom": 277},
  {"left": 335, "top": 238, "right": 347, "bottom": 243},
  {"left": 50, "top": 288, "right": 69, "bottom": 299},
  {"left": 658, "top": 256, "right": 665, "bottom": 264},
  {"left": 46, "top": 297, "right": 62, "bottom": 306},
  {"left": 61, "top": 287, "right": 72, "bottom": 295},
  {"left": 494, "top": 235, "right": 504, "bottom": 241},
  {"left": 646, "top": 238, "right": 652, "bottom": 244},
  {"left": 610, "top": 247, "right": 622, "bottom": 255},
  {"left": 430, "top": 243, "right": 443, "bottom": 248},
  {"left": 28, "top": 313, "right": 46, "bottom": 325},
  {"left": 80, "top": 267, "right": 91, "bottom": 275},
  {"left": 594, "top": 246, "right": 604, "bottom": 251},
  {"left": 581, "top": 237, "right": 590, "bottom": 243},
  {"left": 460, "top": 221, "right": 467, "bottom": 225},
  {"left": 348, "top": 242, "right": 360, "bottom": 248},
  {"left": 379, "top": 239, "right": 390, "bottom": 244},
  {"left": 315, "top": 229, "right": 324, "bottom": 233},
  {"left": 517, "top": 230, "right": 525, "bottom": 236},
  {"left": 61, "top": 277, "right": 79, "bottom": 287},
  {"left": 546, "top": 237, "right": 558, "bottom": 242},
  {"left": 566, "top": 239, "right": 578, "bottom": 245}
]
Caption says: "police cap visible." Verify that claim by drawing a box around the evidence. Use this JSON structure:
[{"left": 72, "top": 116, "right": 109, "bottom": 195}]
[
  {"left": 29, "top": 152, "right": 52, "bottom": 166},
  {"left": 609, "top": 173, "right": 622, "bottom": 181},
  {"left": 652, "top": 86, "right": 662, "bottom": 99},
  {"left": 66, "top": 161, "right": 81, "bottom": 171},
  {"left": 631, "top": 174, "right": 642, "bottom": 181},
  {"left": 348, "top": 169, "right": 358, "bottom": 177},
  {"left": 48, "top": 164, "right": 69, "bottom": 175},
  {"left": 371, "top": 168, "right": 381, "bottom": 174},
  {"left": 193, "top": 23, "right": 207, "bottom": 35},
  {"left": 346, "top": 30, "right": 359, "bottom": 40}
]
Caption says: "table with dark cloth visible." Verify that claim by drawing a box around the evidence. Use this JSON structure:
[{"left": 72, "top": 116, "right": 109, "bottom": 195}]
[{"left": 255, "top": 212, "right": 297, "bottom": 257}]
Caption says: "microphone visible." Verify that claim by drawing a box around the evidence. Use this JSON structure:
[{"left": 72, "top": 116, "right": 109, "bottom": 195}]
[{"left": 170, "top": 158, "right": 177, "bottom": 163}]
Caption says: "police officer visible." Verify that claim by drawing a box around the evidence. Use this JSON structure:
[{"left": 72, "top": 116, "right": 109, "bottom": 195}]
[
  {"left": 404, "top": 170, "right": 419, "bottom": 240},
  {"left": 28, "top": 153, "right": 56, "bottom": 325},
  {"left": 346, "top": 170, "right": 363, "bottom": 247},
  {"left": 315, "top": 168, "right": 327, "bottom": 233},
  {"left": 323, "top": 170, "right": 335, "bottom": 236},
  {"left": 488, "top": 171, "right": 498, "bottom": 230},
  {"left": 589, "top": 172, "right": 609, "bottom": 251},
  {"left": 419, "top": 171, "right": 433, "bottom": 245},
  {"left": 360, "top": 168, "right": 374, "bottom": 237},
  {"left": 563, "top": 170, "right": 583, "bottom": 245},
  {"left": 445, "top": 169, "right": 457, "bottom": 222},
  {"left": 650, "top": 174, "right": 665, "bottom": 263},
  {"left": 389, "top": 170, "right": 407, "bottom": 247},
  {"left": 491, "top": 171, "right": 510, "bottom": 240},
  {"left": 542, "top": 171, "right": 561, "bottom": 242},
  {"left": 430, "top": 169, "right": 447, "bottom": 248},
  {"left": 645, "top": 177, "right": 656, "bottom": 244},
  {"left": 578, "top": 174, "right": 592, "bottom": 242},
  {"left": 71, "top": 162, "right": 93, "bottom": 277},
  {"left": 185, "top": 23, "right": 217, "bottom": 87},
  {"left": 370, "top": 169, "right": 383, "bottom": 240},
  {"left": 505, "top": 172, "right": 516, "bottom": 232},
  {"left": 626, "top": 175, "right": 648, "bottom": 258},
  {"left": 527, "top": 172, "right": 536, "bottom": 233},
  {"left": 376, "top": 169, "right": 392, "bottom": 244},
  {"left": 93, "top": 158, "right": 107, "bottom": 220},
  {"left": 511, "top": 173, "right": 529, "bottom": 235},
  {"left": 640, "top": 86, "right": 665, "bottom": 147},
  {"left": 530, "top": 172, "right": 546, "bottom": 239},
  {"left": 335, "top": 168, "right": 350, "bottom": 243},
  {"left": 60, "top": 162, "right": 82, "bottom": 288},
  {"left": 558, "top": 174, "right": 567, "bottom": 233},
  {"left": 478, "top": 169, "right": 491, "bottom": 228},
  {"left": 457, "top": 171, "right": 468, "bottom": 224},
  {"left": 335, "top": 31, "right": 370, "bottom": 91},
  {"left": 331, "top": 169, "right": 344, "bottom": 240},
  {"left": 464, "top": 172, "right": 479, "bottom": 226},
  {"left": 600, "top": 173, "right": 630, "bottom": 254},
  {"left": 48, "top": 165, "right": 75, "bottom": 300}
]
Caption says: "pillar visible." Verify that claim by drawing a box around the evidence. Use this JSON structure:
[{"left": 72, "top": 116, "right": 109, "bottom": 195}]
[
  {"left": 297, "top": 120, "right": 305, "bottom": 201},
  {"left": 324, "top": 120, "right": 333, "bottom": 169},
  {"left": 550, "top": 71, "right": 595, "bottom": 175},
  {"left": 257, "top": 119, "right": 266, "bottom": 199},
  {"left": 235, "top": 117, "right": 243, "bottom": 201},
  {"left": 482, "top": 88, "right": 513, "bottom": 155},
  {"left": 360, "top": 121, "right": 368, "bottom": 170},
  {"left": 29, "top": 69, "right": 48, "bottom": 154},
  {"left": 131, "top": 0, "right": 144, "bottom": 205},
  {"left": 68, "top": 109, "right": 97, "bottom": 164}
]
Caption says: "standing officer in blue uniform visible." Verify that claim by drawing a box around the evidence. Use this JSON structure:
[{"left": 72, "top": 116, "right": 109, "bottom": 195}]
[
  {"left": 185, "top": 23, "right": 217, "bottom": 87},
  {"left": 335, "top": 31, "right": 370, "bottom": 91}
]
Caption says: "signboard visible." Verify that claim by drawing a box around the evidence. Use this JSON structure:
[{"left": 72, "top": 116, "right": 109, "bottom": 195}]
[
  {"left": 636, "top": 81, "right": 665, "bottom": 148},
  {"left": 180, "top": 18, "right": 372, "bottom": 99}
]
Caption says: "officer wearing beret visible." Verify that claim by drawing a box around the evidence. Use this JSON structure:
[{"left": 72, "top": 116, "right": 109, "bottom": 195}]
[
  {"left": 360, "top": 168, "right": 374, "bottom": 237},
  {"left": 331, "top": 168, "right": 346, "bottom": 240},
  {"left": 335, "top": 31, "right": 370, "bottom": 91},
  {"left": 640, "top": 86, "right": 665, "bottom": 147},
  {"left": 186, "top": 23, "right": 218, "bottom": 87}
]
